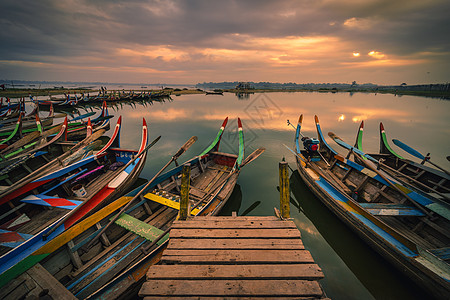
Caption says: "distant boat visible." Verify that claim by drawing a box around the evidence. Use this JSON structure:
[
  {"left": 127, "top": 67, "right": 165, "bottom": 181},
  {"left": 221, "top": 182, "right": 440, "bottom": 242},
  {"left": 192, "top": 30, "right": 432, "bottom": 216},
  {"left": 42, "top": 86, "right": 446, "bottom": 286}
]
[{"left": 205, "top": 90, "right": 224, "bottom": 95}]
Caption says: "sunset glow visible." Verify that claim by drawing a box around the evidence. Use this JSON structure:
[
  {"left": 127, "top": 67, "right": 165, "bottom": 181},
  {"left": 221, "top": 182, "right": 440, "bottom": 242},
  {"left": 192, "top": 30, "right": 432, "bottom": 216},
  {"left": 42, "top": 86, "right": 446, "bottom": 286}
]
[{"left": 0, "top": 0, "right": 448, "bottom": 84}]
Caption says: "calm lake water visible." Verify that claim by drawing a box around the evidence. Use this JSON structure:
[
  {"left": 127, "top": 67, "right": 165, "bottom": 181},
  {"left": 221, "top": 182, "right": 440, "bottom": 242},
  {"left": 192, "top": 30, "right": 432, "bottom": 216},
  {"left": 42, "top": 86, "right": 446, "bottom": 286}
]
[{"left": 30, "top": 91, "right": 450, "bottom": 299}]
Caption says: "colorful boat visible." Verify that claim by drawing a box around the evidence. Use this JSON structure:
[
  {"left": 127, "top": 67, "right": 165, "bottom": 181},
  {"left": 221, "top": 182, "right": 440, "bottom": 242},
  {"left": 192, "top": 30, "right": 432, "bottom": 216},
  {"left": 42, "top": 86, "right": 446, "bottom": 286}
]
[
  {"left": 354, "top": 121, "right": 450, "bottom": 204},
  {"left": 291, "top": 114, "right": 450, "bottom": 299},
  {"left": 0, "top": 117, "right": 150, "bottom": 291},
  {"left": 0, "top": 118, "right": 110, "bottom": 203},
  {"left": 0, "top": 117, "right": 264, "bottom": 299}
]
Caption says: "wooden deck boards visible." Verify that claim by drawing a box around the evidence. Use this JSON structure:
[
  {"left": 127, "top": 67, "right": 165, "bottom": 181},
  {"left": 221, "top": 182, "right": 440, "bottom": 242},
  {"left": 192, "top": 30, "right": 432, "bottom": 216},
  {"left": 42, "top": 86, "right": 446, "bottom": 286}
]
[{"left": 139, "top": 216, "right": 325, "bottom": 299}]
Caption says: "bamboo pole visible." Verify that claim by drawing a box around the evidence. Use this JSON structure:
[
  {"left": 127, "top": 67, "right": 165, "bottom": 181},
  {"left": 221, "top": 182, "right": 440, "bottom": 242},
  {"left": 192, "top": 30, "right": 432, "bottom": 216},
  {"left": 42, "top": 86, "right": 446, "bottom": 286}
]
[
  {"left": 179, "top": 164, "right": 191, "bottom": 220},
  {"left": 279, "top": 161, "right": 290, "bottom": 218}
]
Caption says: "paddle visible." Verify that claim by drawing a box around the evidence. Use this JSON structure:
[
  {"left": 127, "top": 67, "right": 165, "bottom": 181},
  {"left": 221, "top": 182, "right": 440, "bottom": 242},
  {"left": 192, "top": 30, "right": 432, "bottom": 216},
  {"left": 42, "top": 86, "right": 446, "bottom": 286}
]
[
  {"left": 330, "top": 133, "right": 450, "bottom": 201},
  {"left": 328, "top": 133, "right": 435, "bottom": 218},
  {"left": 84, "top": 135, "right": 198, "bottom": 249},
  {"left": 42, "top": 135, "right": 161, "bottom": 240},
  {"left": 69, "top": 111, "right": 96, "bottom": 122},
  {"left": 392, "top": 139, "right": 450, "bottom": 175},
  {"left": 330, "top": 131, "right": 450, "bottom": 201}
]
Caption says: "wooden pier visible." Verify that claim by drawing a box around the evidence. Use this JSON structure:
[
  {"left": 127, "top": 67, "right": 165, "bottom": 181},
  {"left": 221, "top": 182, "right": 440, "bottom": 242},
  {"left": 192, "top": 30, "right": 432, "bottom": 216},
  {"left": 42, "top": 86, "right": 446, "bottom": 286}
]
[
  {"left": 139, "top": 161, "right": 326, "bottom": 299},
  {"left": 139, "top": 216, "right": 325, "bottom": 299}
]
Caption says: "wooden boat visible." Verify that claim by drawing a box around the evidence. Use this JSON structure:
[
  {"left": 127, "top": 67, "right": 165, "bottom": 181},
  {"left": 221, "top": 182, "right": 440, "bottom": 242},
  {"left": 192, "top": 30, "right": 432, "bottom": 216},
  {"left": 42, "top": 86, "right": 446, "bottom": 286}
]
[
  {"left": 0, "top": 116, "right": 71, "bottom": 177},
  {"left": 0, "top": 117, "right": 264, "bottom": 299},
  {"left": 0, "top": 113, "right": 53, "bottom": 136},
  {"left": 59, "top": 101, "right": 112, "bottom": 141},
  {"left": 291, "top": 114, "right": 450, "bottom": 299},
  {"left": 0, "top": 115, "right": 59, "bottom": 164},
  {"left": 0, "top": 118, "right": 110, "bottom": 203},
  {"left": 354, "top": 121, "right": 450, "bottom": 204},
  {"left": 0, "top": 117, "right": 150, "bottom": 289},
  {"left": 205, "top": 90, "right": 224, "bottom": 95}
]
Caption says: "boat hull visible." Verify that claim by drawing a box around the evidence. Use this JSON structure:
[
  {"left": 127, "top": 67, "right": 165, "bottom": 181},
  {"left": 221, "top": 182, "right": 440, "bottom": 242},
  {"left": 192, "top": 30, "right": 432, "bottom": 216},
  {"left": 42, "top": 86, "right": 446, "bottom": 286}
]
[{"left": 295, "top": 155, "right": 449, "bottom": 299}]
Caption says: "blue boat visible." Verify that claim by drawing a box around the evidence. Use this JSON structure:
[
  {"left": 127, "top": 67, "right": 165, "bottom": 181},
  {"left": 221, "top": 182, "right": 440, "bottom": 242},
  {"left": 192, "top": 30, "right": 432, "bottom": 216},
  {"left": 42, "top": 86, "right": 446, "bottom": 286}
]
[{"left": 291, "top": 114, "right": 450, "bottom": 299}]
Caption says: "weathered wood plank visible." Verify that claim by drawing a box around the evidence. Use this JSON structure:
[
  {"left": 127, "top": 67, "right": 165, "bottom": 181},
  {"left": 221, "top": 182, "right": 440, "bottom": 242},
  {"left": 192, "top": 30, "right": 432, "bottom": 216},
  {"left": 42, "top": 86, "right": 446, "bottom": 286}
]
[
  {"left": 139, "top": 279, "right": 323, "bottom": 297},
  {"left": 169, "top": 228, "right": 301, "bottom": 239},
  {"left": 27, "top": 263, "right": 77, "bottom": 299},
  {"left": 161, "top": 249, "right": 314, "bottom": 264},
  {"left": 171, "top": 220, "right": 297, "bottom": 229},
  {"left": 147, "top": 264, "right": 323, "bottom": 280},
  {"left": 167, "top": 238, "right": 304, "bottom": 250}
]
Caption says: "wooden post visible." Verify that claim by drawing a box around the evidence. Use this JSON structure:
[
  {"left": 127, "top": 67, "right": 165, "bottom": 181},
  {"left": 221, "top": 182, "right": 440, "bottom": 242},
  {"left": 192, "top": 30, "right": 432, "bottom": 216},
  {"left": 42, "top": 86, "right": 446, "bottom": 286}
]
[
  {"left": 279, "top": 161, "right": 290, "bottom": 218},
  {"left": 179, "top": 164, "right": 191, "bottom": 220}
]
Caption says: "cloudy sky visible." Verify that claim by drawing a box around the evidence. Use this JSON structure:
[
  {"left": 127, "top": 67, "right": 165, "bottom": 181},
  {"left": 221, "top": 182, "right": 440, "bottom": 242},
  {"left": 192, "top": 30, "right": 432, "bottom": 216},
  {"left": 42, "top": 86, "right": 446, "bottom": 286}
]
[{"left": 1, "top": 0, "right": 449, "bottom": 85}]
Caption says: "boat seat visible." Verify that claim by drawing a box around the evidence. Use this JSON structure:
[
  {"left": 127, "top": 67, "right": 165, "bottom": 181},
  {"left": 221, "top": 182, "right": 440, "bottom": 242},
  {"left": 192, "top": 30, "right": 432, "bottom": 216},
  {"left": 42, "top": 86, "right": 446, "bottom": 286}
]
[
  {"left": 143, "top": 191, "right": 200, "bottom": 215},
  {"left": 359, "top": 203, "right": 425, "bottom": 217},
  {"left": 113, "top": 214, "right": 168, "bottom": 245}
]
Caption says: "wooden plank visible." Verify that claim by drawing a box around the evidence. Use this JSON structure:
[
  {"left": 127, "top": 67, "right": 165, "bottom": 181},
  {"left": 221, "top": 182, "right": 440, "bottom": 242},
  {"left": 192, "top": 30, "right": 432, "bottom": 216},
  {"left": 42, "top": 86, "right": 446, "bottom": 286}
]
[
  {"left": 171, "top": 220, "right": 297, "bottom": 229},
  {"left": 147, "top": 264, "right": 323, "bottom": 280},
  {"left": 139, "top": 279, "right": 323, "bottom": 297},
  {"left": 161, "top": 249, "right": 314, "bottom": 264},
  {"left": 144, "top": 192, "right": 200, "bottom": 215},
  {"left": 169, "top": 228, "right": 302, "bottom": 239},
  {"left": 26, "top": 263, "right": 77, "bottom": 299},
  {"left": 167, "top": 238, "right": 304, "bottom": 250},
  {"left": 359, "top": 203, "right": 425, "bottom": 216}
]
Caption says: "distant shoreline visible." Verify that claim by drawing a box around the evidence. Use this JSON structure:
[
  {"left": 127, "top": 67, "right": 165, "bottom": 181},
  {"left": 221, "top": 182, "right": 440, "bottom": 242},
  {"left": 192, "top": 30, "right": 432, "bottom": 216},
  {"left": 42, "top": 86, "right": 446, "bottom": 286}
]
[{"left": 0, "top": 87, "right": 449, "bottom": 100}]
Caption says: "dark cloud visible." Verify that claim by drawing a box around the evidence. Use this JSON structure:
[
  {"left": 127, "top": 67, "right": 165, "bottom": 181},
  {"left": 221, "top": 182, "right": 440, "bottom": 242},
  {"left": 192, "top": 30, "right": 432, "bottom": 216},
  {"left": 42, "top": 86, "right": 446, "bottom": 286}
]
[{"left": 0, "top": 0, "right": 449, "bottom": 82}]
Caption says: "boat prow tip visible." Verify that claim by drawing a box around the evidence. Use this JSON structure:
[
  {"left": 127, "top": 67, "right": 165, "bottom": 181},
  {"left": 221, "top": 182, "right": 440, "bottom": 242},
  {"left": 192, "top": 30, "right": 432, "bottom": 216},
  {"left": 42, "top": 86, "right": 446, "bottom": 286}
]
[{"left": 222, "top": 117, "right": 229, "bottom": 127}]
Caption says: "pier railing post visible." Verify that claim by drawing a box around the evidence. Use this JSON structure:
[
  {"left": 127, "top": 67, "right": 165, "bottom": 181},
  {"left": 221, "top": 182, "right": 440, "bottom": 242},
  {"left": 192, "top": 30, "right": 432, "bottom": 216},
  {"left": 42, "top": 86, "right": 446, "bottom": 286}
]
[
  {"left": 279, "top": 161, "right": 290, "bottom": 218},
  {"left": 179, "top": 163, "right": 191, "bottom": 220}
]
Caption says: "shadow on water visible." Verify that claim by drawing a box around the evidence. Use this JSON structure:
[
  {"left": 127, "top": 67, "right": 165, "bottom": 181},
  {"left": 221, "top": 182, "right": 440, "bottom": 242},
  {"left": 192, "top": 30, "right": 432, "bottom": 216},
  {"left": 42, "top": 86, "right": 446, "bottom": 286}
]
[
  {"left": 289, "top": 170, "right": 432, "bottom": 300},
  {"left": 218, "top": 184, "right": 261, "bottom": 217},
  {"left": 218, "top": 184, "right": 242, "bottom": 216}
]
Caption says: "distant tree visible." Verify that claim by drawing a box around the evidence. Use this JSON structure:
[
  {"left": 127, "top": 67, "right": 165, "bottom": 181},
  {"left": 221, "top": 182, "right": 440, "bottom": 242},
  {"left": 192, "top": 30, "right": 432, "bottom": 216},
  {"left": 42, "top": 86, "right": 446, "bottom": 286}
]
[
  {"left": 351, "top": 81, "right": 357, "bottom": 87},
  {"left": 401, "top": 83, "right": 407, "bottom": 86}
]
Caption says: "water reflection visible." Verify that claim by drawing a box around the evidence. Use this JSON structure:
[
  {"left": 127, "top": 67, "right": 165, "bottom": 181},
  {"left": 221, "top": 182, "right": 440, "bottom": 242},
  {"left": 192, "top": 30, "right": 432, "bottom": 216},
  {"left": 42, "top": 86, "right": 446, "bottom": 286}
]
[{"left": 235, "top": 92, "right": 254, "bottom": 100}]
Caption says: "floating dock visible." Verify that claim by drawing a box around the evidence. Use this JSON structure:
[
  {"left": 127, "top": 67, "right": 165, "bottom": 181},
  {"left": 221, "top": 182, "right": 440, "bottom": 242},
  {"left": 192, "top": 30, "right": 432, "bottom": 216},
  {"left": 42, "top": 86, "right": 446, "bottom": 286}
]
[{"left": 139, "top": 215, "right": 326, "bottom": 299}]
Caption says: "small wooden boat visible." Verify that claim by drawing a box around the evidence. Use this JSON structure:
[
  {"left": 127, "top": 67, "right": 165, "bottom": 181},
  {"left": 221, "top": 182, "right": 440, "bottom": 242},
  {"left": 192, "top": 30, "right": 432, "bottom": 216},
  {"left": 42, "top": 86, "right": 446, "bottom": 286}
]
[
  {"left": 291, "top": 114, "right": 450, "bottom": 299},
  {"left": 0, "top": 119, "right": 109, "bottom": 203},
  {"left": 0, "top": 117, "right": 264, "bottom": 299},
  {"left": 205, "top": 90, "right": 224, "bottom": 95},
  {"left": 61, "top": 101, "right": 112, "bottom": 140},
  {"left": 354, "top": 121, "right": 450, "bottom": 204},
  {"left": 0, "top": 115, "right": 62, "bottom": 165},
  {"left": 0, "top": 117, "right": 151, "bottom": 288}
]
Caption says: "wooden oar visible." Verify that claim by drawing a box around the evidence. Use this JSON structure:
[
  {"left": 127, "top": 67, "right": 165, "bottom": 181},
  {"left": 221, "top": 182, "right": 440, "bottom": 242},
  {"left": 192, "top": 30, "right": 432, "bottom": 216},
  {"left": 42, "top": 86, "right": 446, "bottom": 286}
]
[
  {"left": 392, "top": 139, "right": 450, "bottom": 175},
  {"left": 42, "top": 135, "right": 162, "bottom": 240},
  {"left": 84, "top": 136, "right": 198, "bottom": 249},
  {"left": 328, "top": 133, "right": 434, "bottom": 218},
  {"left": 349, "top": 150, "right": 434, "bottom": 218}
]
